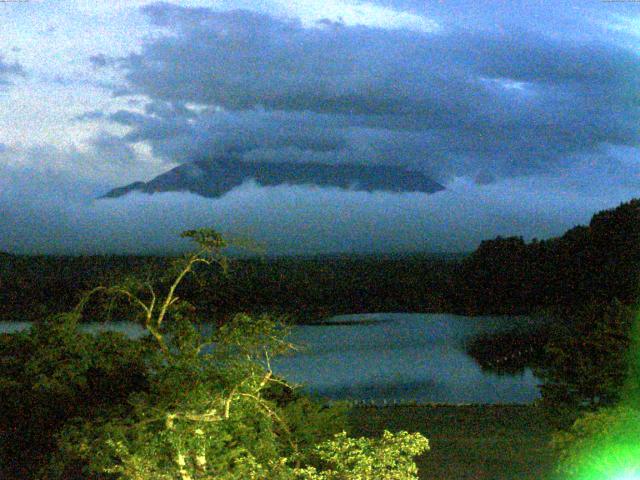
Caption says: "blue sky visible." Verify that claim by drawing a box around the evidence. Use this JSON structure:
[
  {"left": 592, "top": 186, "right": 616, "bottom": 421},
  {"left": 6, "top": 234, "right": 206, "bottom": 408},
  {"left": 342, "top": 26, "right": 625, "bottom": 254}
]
[{"left": 2, "top": 0, "right": 640, "bottom": 254}]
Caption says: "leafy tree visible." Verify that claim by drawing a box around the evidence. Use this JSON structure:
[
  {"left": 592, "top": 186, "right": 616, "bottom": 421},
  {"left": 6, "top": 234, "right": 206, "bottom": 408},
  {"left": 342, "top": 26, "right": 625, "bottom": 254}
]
[
  {"left": 457, "top": 236, "right": 535, "bottom": 314},
  {"left": 535, "top": 299, "right": 635, "bottom": 428},
  {"left": 0, "top": 314, "right": 148, "bottom": 479},
  {"left": 294, "top": 431, "right": 429, "bottom": 480},
  {"left": 542, "top": 309, "right": 640, "bottom": 479},
  {"left": 3, "top": 228, "right": 429, "bottom": 480},
  {"left": 550, "top": 404, "right": 640, "bottom": 479}
]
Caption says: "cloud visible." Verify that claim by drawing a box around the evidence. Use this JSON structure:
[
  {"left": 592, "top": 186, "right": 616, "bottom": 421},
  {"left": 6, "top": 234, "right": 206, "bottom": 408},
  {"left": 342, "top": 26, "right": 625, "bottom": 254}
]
[
  {"left": 3, "top": 119, "right": 640, "bottom": 255},
  {"left": 1, "top": 1, "right": 639, "bottom": 257},
  {"left": 85, "top": 3, "right": 640, "bottom": 183},
  {"left": 122, "top": 6, "right": 453, "bottom": 116},
  {"left": 90, "top": 132, "right": 138, "bottom": 167},
  {"left": 0, "top": 139, "right": 158, "bottom": 188},
  {"left": 73, "top": 110, "right": 106, "bottom": 121},
  {"left": 368, "top": 0, "right": 631, "bottom": 40},
  {"left": 108, "top": 107, "right": 350, "bottom": 164},
  {"left": 0, "top": 55, "right": 25, "bottom": 84},
  {"left": 88, "top": 54, "right": 109, "bottom": 68},
  {"left": 3, "top": 151, "right": 640, "bottom": 255}
]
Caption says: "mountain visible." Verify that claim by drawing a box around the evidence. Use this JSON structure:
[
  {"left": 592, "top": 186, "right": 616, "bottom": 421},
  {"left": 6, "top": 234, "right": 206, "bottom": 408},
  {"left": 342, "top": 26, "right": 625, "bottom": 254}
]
[{"left": 100, "top": 157, "right": 445, "bottom": 199}]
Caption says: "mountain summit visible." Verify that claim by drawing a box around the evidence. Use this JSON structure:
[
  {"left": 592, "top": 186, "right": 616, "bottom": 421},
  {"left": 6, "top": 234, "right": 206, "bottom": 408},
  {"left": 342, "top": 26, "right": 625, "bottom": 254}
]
[{"left": 101, "top": 158, "right": 445, "bottom": 199}]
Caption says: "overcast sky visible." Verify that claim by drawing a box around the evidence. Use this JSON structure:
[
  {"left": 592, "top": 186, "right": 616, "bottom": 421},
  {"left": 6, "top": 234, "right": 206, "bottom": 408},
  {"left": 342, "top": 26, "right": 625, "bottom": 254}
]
[{"left": 2, "top": 0, "right": 640, "bottom": 255}]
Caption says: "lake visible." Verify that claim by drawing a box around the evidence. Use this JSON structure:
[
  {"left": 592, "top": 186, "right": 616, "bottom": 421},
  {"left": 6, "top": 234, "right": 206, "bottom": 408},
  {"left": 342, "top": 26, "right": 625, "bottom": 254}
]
[{"left": 0, "top": 313, "right": 542, "bottom": 404}]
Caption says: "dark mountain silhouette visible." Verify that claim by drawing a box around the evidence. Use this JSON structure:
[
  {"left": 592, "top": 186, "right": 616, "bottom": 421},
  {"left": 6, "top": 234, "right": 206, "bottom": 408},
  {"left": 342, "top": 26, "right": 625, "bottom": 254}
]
[{"left": 101, "top": 157, "right": 445, "bottom": 199}]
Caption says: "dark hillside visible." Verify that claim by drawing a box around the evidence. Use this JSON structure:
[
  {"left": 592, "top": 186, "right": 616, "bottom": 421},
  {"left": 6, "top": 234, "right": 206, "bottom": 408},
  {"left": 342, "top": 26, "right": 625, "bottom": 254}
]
[
  {"left": 457, "top": 198, "right": 640, "bottom": 315},
  {"left": 0, "top": 252, "right": 460, "bottom": 323}
]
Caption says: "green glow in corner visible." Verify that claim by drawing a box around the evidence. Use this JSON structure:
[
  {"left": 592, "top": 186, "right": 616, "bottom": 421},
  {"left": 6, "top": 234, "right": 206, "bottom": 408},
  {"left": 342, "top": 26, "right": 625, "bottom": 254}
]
[
  {"left": 554, "top": 314, "right": 640, "bottom": 480},
  {"left": 566, "top": 422, "right": 640, "bottom": 479},
  {"left": 614, "top": 472, "right": 640, "bottom": 480}
]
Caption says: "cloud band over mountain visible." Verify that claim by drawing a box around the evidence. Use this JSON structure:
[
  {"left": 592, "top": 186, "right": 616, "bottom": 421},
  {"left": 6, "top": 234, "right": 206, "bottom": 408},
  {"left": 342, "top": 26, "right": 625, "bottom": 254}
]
[{"left": 2, "top": 1, "right": 640, "bottom": 254}]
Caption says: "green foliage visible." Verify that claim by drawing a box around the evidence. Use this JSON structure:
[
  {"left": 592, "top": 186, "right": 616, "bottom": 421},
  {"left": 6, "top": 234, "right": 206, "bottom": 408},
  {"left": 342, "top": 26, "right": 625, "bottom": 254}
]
[
  {"left": 46, "top": 321, "right": 353, "bottom": 480},
  {"left": 588, "top": 199, "right": 640, "bottom": 304},
  {"left": 180, "top": 228, "right": 228, "bottom": 251},
  {"left": 2, "top": 228, "right": 429, "bottom": 480},
  {"left": 550, "top": 405, "right": 640, "bottom": 479},
  {"left": 294, "top": 431, "right": 429, "bottom": 480},
  {"left": 464, "top": 322, "right": 550, "bottom": 375},
  {"left": 0, "top": 313, "right": 148, "bottom": 479},
  {"left": 534, "top": 299, "right": 635, "bottom": 428},
  {"left": 6, "top": 197, "right": 640, "bottom": 325}
]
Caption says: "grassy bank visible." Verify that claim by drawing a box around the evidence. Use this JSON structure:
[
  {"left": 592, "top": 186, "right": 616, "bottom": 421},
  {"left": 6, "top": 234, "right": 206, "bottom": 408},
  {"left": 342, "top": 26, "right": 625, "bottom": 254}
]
[{"left": 349, "top": 404, "right": 555, "bottom": 480}]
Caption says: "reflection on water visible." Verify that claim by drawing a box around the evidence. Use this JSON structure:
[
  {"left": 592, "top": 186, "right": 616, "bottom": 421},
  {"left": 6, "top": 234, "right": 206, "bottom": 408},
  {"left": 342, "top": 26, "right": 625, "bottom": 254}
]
[
  {"left": 273, "top": 313, "right": 541, "bottom": 404},
  {"left": 0, "top": 313, "right": 542, "bottom": 404}
]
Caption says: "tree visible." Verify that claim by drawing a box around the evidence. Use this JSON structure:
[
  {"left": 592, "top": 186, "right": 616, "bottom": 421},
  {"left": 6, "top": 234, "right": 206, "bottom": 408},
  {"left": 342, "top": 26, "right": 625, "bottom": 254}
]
[
  {"left": 3, "top": 228, "right": 429, "bottom": 480},
  {"left": 550, "top": 404, "right": 640, "bottom": 479},
  {"left": 534, "top": 299, "right": 635, "bottom": 428},
  {"left": 0, "top": 313, "right": 148, "bottom": 479},
  {"left": 547, "top": 316, "right": 640, "bottom": 478},
  {"left": 457, "top": 236, "right": 535, "bottom": 314}
]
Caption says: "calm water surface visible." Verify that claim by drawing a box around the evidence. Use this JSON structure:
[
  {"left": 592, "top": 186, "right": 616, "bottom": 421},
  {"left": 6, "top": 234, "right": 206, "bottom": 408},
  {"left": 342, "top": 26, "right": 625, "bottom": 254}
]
[{"left": 0, "top": 313, "right": 542, "bottom": 404}]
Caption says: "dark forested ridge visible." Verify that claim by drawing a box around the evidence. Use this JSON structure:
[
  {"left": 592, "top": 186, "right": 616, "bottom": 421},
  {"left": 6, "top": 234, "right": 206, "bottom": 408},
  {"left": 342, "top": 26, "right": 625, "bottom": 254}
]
[
  {"left": 0, "top": 251, "right": 463, "bottom": 323},
  {"left": 457, "top": 198, "right": 640, "bottom": 315},
  {"left": 3, "top": 198, "right": 640, "bottom": 324}
]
